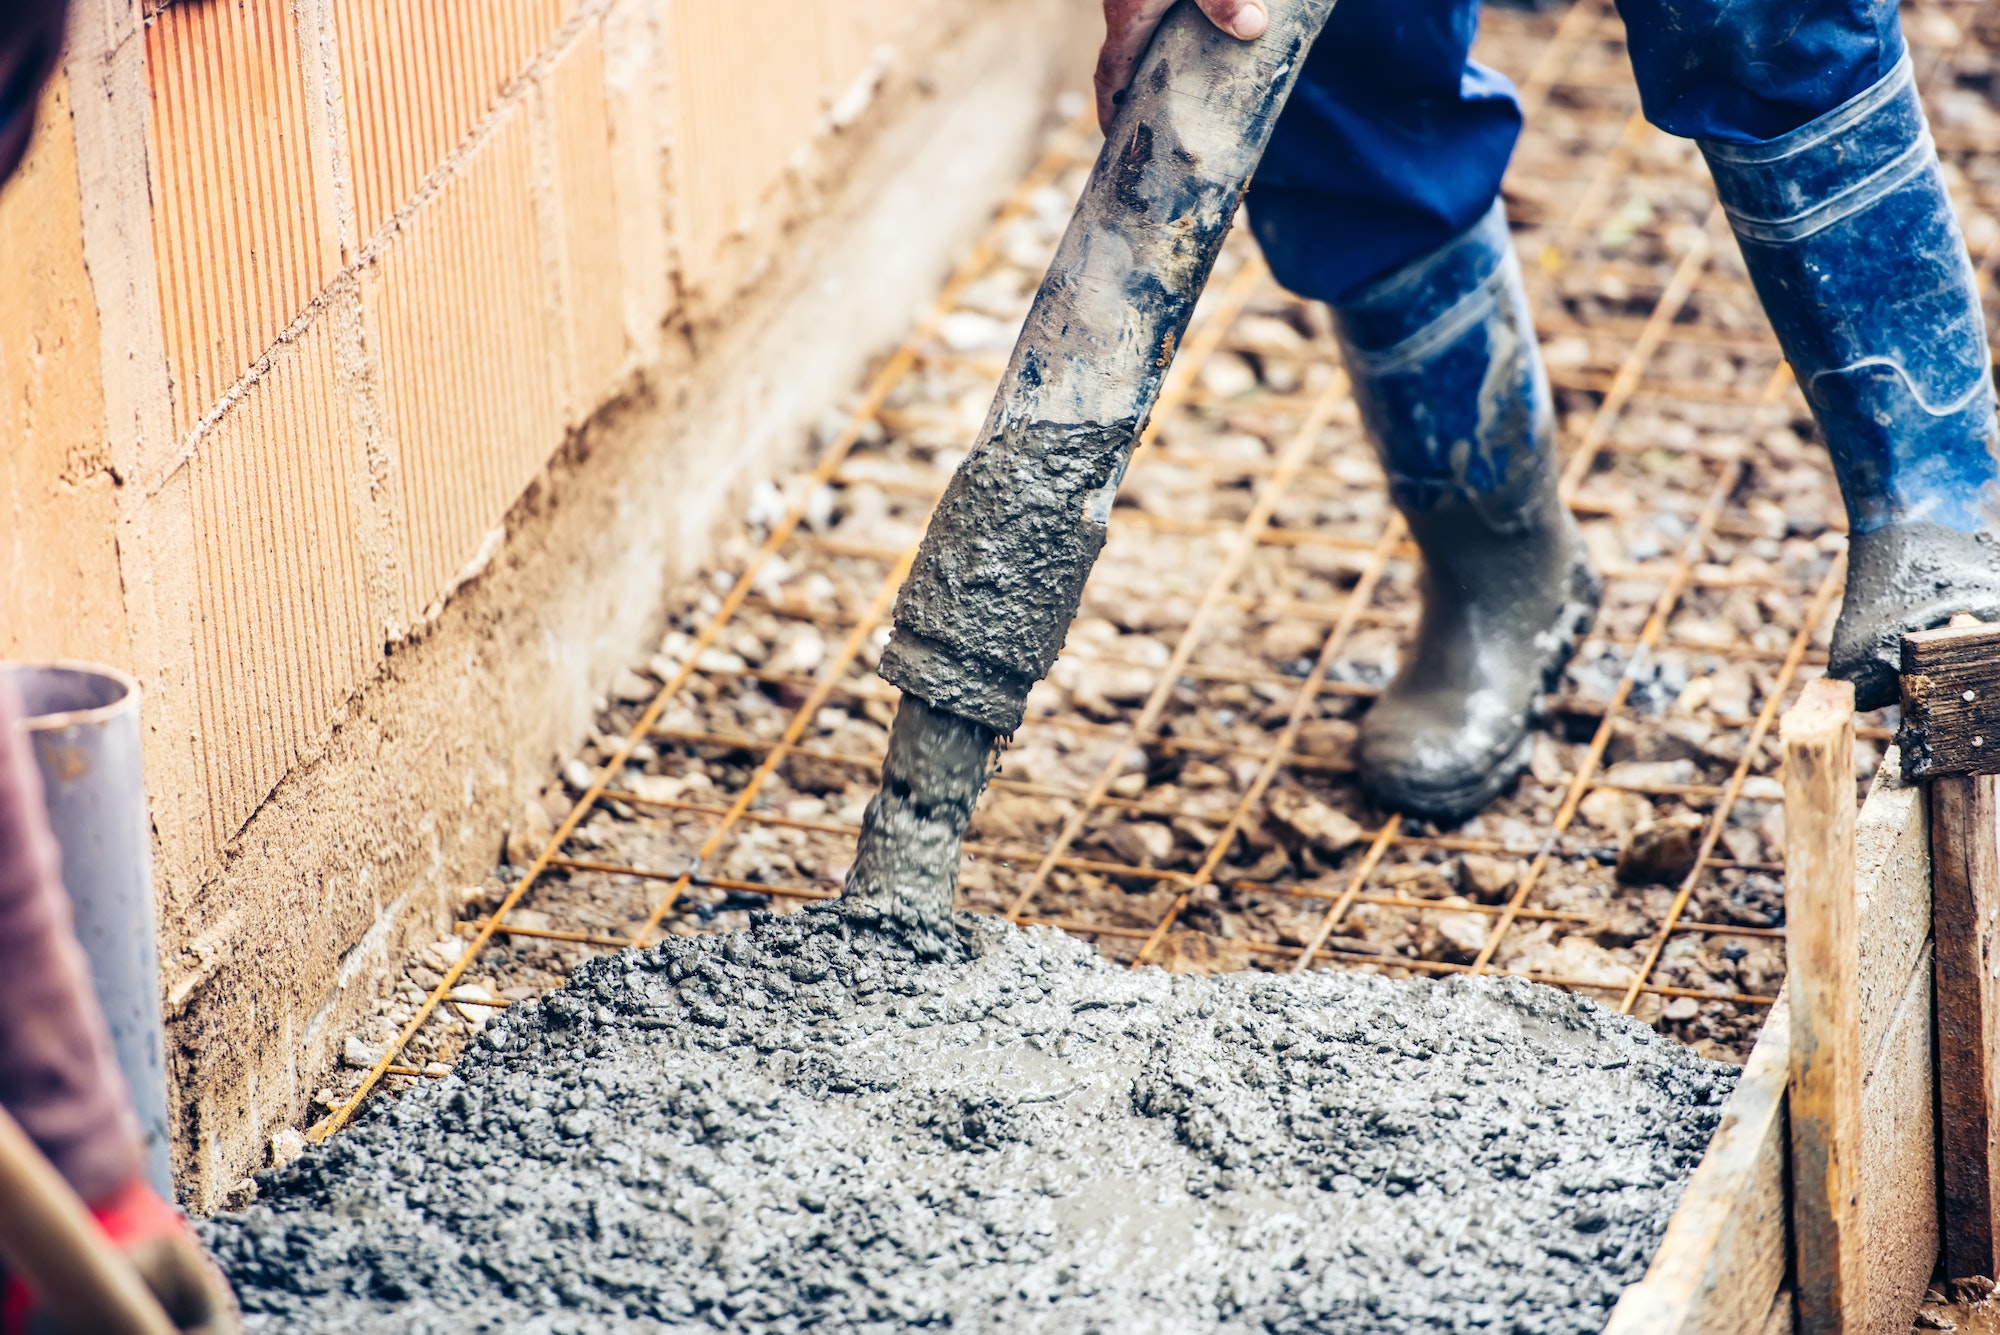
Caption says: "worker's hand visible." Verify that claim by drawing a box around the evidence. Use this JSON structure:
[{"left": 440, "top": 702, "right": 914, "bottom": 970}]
[
  {"left": 2, "top": 1178, "right": 241, "bottom": 1334},
  {"left": 1095, "top": 0, "right": 1266, "bottom": 132}
]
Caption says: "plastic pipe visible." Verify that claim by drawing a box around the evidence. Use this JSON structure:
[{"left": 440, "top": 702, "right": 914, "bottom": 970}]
[{"left": 3, "top": 663, "right": 172, "bottom": 1196}]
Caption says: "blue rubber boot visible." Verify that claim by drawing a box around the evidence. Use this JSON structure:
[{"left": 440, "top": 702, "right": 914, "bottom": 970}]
[
  {"left": 1702, "top": 55, "right": 2000, "bottom": 709},
  {"left": 1336, "top": 201, "right": 1600, "bottom": 822}
]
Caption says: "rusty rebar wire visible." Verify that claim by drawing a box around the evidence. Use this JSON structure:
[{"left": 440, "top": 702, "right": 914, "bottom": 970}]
[
  {"left": 311, "top": 112, "right": 1105, "bottom": 1138},
  {"left": 317, "top": 1, "right": 1932, "bottom": 1118}
]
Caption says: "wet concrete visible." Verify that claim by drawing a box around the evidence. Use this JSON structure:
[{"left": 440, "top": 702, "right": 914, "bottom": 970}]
[
  {"left": 882, "top": 422, "right": 1127, "bottom": 735},
  {"left": 1834, "top": 521, "right": 2000, "bottom": 710},
  {"left": 841, "top": 696, "right": 995, "bottom": 958},
  {"left": 205, "top": 904, "right": 1731, "bottom": 1334}
]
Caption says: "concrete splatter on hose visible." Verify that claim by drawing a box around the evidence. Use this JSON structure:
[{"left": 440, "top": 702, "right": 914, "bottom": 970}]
[
  {"left": 840, "top": 696, "right": 994, "bottom": 959},
  {"left": 851, "top": 0, "right": 1337, "bottom": 922}
]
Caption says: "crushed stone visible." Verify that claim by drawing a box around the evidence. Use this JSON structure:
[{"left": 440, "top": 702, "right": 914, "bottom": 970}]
[{"left": 207, "top": 905, "right": 1732, "bottom": 1333}]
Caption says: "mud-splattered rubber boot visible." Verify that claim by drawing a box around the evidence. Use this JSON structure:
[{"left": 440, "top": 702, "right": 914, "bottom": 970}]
[
  {"left": 1334, "top": 200, "right": 1600, "bottom": 823},
  {"left": 1702, "top": 52, "right": 2000, "bottom": 710}
]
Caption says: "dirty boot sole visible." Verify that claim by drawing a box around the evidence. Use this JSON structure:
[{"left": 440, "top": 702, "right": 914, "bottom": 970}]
[
  {"left": 1833, "top": 524, "right": 2000, "bottom": 710},
  {"left": 1361, "top": 553, "right": 1602, "bottom": 824}
]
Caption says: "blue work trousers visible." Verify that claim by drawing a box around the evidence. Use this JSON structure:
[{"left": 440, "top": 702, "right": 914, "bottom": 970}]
[{"left": 1249, "top": 0, "right": 1906, "bottom": 303}]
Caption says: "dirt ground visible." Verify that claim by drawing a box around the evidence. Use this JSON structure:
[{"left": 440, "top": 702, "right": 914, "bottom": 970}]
[{"left": 300, "top": 8, "right": 2000, "bottom": 1262}]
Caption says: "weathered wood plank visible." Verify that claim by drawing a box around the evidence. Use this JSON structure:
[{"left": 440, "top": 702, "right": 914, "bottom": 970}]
[
  {"left": 1862, "top": 940, "right": 1938, "bottom": 1331},
  {"left": 1854, "top": 749, "right": 1930, "bottom": 1065},
  {"left": 1933, "top": 772, "right": 2000, "bottom": 1279},
  {"left": 1898, "top": 619, "right": 2000, "bottom": 780},
  {"left": 1851, "top": 740, "right": 1940, "bottom": 1332},
  {"left": 1610, "top": 704, "right": 1937, "bottom": 1335},
  {"left": 1783, "top": 678, "right": 1865, "bottom": 1334},
  {"left": 1601, "top": 989, "right": 1791, "bottom": 1335}
]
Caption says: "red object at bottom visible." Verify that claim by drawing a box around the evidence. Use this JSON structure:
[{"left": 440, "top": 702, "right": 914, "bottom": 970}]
[{"left": 1, "top": 1176, "right": 185, "bottom": 1332}]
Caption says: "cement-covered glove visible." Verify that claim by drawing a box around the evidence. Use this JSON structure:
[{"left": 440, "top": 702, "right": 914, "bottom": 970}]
[
  {"left": 1, "top": 1177, "right": 241, "bottom": 1334},
  {"left": 1095, "top": 0, "right": 1267, "bottom": 130}
]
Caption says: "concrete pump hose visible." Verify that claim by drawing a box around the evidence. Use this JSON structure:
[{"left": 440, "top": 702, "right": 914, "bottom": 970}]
[{"left": 878, "top": 0, "right": 1339, "bottom": 735}]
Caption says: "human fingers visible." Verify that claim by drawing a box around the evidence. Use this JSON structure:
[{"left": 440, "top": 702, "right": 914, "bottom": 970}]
[
  {"left": 1092, "top": 0, "right": 1176, "bottom": 132},
  {"left": 0, "top": 0, "right": 68, "bottom": 183},
  {"left": 1193, "top": 0, "right": 1266, "bottom": 40},
  {"left": 1093, "top": 0, "right": 1267, "bottom": 131}
]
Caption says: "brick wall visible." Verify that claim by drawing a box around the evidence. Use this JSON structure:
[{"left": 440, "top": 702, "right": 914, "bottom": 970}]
[
  {"left": 126, "top": 0, "right": 923, "bottom": 873},
  {"left": 0, "top": 0, "right": 1084, "bottom": 1202}
]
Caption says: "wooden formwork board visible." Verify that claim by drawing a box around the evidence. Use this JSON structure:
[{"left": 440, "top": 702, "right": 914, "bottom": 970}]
[
  {"left": 1601, "top": 985, "right": 1793, "bottom": 1335},
  {"left": 1605, "top": 740, "right": 1936, "bottom": 1335}
]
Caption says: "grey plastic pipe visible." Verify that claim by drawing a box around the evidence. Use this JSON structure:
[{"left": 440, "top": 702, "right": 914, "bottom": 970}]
[
  {"left": 4, "top": 663, "right": 171, "bottom": 1196},
  {"left": 879, "top": 0, "right": 1340, "bottom": 735}
]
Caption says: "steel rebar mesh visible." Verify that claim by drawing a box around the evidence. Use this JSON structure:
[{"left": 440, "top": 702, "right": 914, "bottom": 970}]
[{"left": 311, "top": 0, "right": 2000, "bottom": 1136}]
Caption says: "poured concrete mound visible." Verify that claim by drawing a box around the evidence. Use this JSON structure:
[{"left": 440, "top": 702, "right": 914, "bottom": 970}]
[{"left": 203, "top": 905, "right": 1733, "bottom": 1334}]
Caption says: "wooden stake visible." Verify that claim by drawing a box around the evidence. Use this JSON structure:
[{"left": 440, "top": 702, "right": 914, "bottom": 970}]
[
  {"left": 1933, "top": 771, "right": 2000, "bottom": 1278},
  {"left": 1784, "top": 676, "right": 1864, "bottom": 1333},
  {"left": 1900, "top": 612, "right": 2000, "bottom": 1279},
  {"left": 1897, "top": 617, "right": 2000, "bottom": 783},
  {"left": 0, "top": 1103, "right": 176, "bottom": 1335}
]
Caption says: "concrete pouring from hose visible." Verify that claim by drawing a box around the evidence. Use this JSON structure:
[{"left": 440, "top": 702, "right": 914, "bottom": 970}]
[
  {"left": 877, "top": 0, "right": 1339, "bottom": 737},
  {"left": 841, "top": 0, "right": 1338, "bottom": 949}
]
